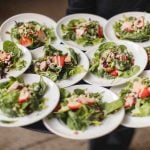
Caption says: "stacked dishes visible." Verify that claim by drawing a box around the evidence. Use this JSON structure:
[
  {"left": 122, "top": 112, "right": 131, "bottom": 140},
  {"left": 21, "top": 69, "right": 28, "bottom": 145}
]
[{"left": 0, "top": 12, "right": 149, "bottom": 140}]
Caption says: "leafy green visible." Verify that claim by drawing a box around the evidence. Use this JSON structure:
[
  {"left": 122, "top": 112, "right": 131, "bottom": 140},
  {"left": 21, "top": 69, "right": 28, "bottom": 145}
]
[
  {"left": 53, "top": 88, "right": 122, "bottom": 131},
  {"left": 33, "top": 44, "right": 85, "bottom": 81},
  {"left": 61, "top": 18, "right": 105, "bottom": 46},
  {"left": 89, "top": 42, "right": 140, "bottom": 79},
  {"left": 113, "top": 16, "right": 150, "bottom": 42},
  {"left": 120, "top": 65, "right": 140, "bottom": 78},
  {"left": 119, "top": 77, "right": 150, "bottom": 117},
  {"left": 0, "top": 41, "right": 26, "bottom": 79},
  {"left": 60, "top": 88, "right": 71, "bottom": 99},
  {"left": 103, "top": 99, "right": 123, "bottom": 115},
  {"left": 3, "top": 40, "right": 22, "bottom": 57},
  {"left": 0, "top": 77, "right": 47, "bottom": 117},
  {"left": 73, "top": 89, "right": 85, "bottom": 95},
  {"left": 11, "top": 21, "right": 56, "bottom": 50},
  {"left": 131, "top": 100, "right": 150, "bottom": 116},
  {"left": 69, "top": 48, "right": 80, "bottom": 65}
]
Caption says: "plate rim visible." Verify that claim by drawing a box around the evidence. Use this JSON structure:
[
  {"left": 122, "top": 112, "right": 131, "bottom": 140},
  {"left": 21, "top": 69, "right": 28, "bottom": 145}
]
[{"left": 0, "top": 12, "right": 56, "bottom": 32}]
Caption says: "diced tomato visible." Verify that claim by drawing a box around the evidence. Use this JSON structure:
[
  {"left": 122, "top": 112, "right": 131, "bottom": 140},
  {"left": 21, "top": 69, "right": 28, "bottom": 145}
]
[
  {"left": 68, "top": 102, "right": 81, "bottom": 110},
  {"left": 124, "top": 96, "right": 136, "bottom": 108},
  {"left": 19, "top": 36, "right": 32, "bottom": 47},
  {"left": 138, "top": 87, "right": 150, "bottom": 98},
  {"left": 98, "top": 25, "right": 103, "bottom": 38},
  {"left": 18, "top": 97, "right": 29, "bottom": 103},
  {"left": 125, "top": 28, "right": 135, "bottom": 33},
  {"left": 57, "top": 56, "right": 66, "bottom": 67},
  {"left": 110, "top": 69, "right": 118, "bottom": 76},
  {"left": 52, "top": 55, "right": 66, "bottom": 67},
  {"left": 148, "top": 87, "right": 150, "bottom": 93}
]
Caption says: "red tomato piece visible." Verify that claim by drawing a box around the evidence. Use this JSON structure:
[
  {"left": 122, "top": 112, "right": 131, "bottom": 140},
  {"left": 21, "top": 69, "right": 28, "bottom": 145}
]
[
  {"left": 110, "top": 69, "right": 118, "bottom": 76},
  {"left": 19, "top": 36, "right": 32, "bottom": 47},
  {"left": 125, "top": 28, "right": 135, "bottom": 33},
  {"left": 68, "top": 102, "right": 81, "bottom": 110},
  {"left": 98, "top": 25, "right": 104, "bottom": 38},
  {"left": 51, "top": 56, "right": 66, "bottom": 67},
  {"left": 57, "top": 56, "right": 66, "bottom": 67},
  {"left": 138, "top": 87, "right": 150, "bottom": 98},
  {"left": 18, "top": 87, "right": 31, "bottom": 104}
]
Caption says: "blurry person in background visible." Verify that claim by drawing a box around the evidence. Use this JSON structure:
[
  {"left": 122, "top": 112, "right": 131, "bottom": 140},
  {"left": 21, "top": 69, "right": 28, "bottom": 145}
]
[
  {"left": 66, "top": 0, "right": 149, "bottom": 19},
  {"left": 66, "top": 0, "right": 150, "bottom": 150}
]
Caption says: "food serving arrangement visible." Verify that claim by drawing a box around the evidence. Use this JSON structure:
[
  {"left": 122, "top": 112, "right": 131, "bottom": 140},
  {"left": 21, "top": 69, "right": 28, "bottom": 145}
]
[{"left": 0, "top": 12, "right": 150, "bottom": 140}]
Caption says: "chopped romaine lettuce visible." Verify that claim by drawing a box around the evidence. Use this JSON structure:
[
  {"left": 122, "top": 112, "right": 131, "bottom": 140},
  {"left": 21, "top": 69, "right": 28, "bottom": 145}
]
[{"left": 53, "top": 88, "right": 122, "bottom": 131}]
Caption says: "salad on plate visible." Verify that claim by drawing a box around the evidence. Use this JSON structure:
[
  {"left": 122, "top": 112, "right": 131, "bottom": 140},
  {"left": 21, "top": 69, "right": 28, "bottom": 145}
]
[
  {"left": 32, "top": 44, "right": 85, "bottom": 82},
  {"left": 89, "top": 42, "right": 140, "bottom": 79},
  {"left": 113, "top": 16, "right": 150, "bottom": 42},
  {"left": 61, "top": 18, "right": 105, "bottom": 47},
  {"left": 10, "top": 21, "right": 56, "bottom": 50},
  {"left": 0, "top": 41, "right": 26, "bottom": 79},
  {"left": 0, "top": 76, "right": 47, "bottom": 117},
  {"left": 119, "top": 77, "right": 150, "bottom": 117},
  {"left": 52, "top": 88, "right": 123, "bottom": 131}
]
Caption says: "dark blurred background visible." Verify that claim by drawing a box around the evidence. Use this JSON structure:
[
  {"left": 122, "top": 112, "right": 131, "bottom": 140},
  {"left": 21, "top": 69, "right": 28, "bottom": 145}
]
[{"left": 0, "top": 0, "right": 67, "bottom": 24}]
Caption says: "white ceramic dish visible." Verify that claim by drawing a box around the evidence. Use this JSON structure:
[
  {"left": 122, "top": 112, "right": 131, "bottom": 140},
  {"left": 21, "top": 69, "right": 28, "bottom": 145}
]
[
  {"left": 32, "top": 42, "right": 89, "bottom": 88},
  {"left": 0, "top": 74, "right": 60, "bottom": 127},
  {"left": 104, "top": 11, "right": 150, "bottom": 47},
  {"left": 0, "top": 41, "right": 32, "bottom": 83},
  {"left": 83, "top": 40, "right": 148, "bottom": 87},
  {"left": 0, "top": 13, "right": 57, "bottom": 56},
  {"left": 43, "top": 84, "right": 125, "bottom": 140},
  {"left": 111, "top": 70, "right": 150, "bottom": 128},
  {"left": 56, "top": 13, "right": 107, "bottom": 51}
]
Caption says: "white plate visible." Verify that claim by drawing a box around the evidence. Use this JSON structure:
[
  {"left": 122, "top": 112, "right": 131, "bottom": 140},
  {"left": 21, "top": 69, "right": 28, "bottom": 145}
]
[
  {"left": 0, "top": 13, "right": 57, "bottom": 55},
  {"left": 33, "top": 43, "right": 89, "bottom": 88},
  {"left": 56, "top": 13, "right": 107, "bottom": 51},
  {"left": 111, "top": 70, "right": 150, "bottom": 128},
  {"left": 83, "top": 40, "right": 148, "bottom": 87},
  {"left": 0, "top": 41, "right": 32, "bottom": 83},
  {"left": 0, "top": 74, "right": 60, "bottom": 127},
  {"left": 43, "top": 84, "right": 124, "bottom": 140},
  {"left": 104, "top": 11, "right": 150, "bottom": 47}
]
